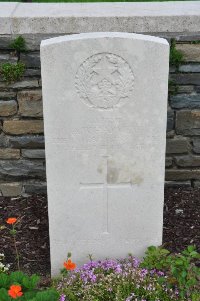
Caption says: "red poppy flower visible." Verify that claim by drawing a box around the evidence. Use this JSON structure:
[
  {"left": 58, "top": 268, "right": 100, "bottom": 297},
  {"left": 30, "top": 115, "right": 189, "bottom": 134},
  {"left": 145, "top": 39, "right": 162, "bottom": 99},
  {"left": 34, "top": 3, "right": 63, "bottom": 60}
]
[
  {"left": 6, "top": 218, "right": 17, "bottom": 225},
  {"left": 8, "top": 285, "right": 23, "bottom": 299},
  {"left": 64, "top": 259, "right": 76, "bottom": 270}
]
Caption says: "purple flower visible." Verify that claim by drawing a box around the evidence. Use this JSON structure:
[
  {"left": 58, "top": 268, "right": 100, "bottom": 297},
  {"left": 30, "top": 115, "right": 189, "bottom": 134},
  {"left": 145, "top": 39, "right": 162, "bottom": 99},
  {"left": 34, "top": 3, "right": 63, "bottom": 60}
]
[
  {"left": 157, "top": 271, "right": 164, "bottom": 276},
  {"left": 59, "top": 294, "right": 66, "bottom": 301}
]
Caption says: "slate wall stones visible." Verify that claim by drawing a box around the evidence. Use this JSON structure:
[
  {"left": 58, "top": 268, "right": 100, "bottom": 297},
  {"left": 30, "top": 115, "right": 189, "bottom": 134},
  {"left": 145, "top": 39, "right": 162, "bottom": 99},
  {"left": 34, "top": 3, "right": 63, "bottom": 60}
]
[{"left": 0, "top": 32, "right": 200, "bottom": 195}]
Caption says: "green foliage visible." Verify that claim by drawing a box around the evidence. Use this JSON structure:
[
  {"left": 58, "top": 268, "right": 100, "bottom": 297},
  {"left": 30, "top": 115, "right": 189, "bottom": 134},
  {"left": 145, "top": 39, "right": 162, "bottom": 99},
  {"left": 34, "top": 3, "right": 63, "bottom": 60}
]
[
  {"left": 141, "top": 245, "right": 200, "bottom": 300},
  {"left": 170, "top": 39, "right": 184, "bottom": 68},
  {"left": 9, "top": 36, "right": 27, "bottom": 53},
  {"left": 191, "top": 40, "right": 200, "bottom": 44},
  {"left": 0, "top": 62, "right": 25, "bottom": 83},
  {"left": 141, "top": 245, "right": 170, "bottom": 270},
  {"left": 0, "top": 271, "right": 59, "bottom": 301},
  {"left": 168, "top": 79, "right": 178, "bottom": 95}
]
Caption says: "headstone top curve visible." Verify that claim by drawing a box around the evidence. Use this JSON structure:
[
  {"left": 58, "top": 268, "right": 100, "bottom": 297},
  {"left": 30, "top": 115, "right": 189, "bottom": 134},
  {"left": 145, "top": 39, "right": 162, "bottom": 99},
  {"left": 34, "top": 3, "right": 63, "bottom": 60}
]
[{"left": 40, "top": 32, "right": 169, "bottom": 48}]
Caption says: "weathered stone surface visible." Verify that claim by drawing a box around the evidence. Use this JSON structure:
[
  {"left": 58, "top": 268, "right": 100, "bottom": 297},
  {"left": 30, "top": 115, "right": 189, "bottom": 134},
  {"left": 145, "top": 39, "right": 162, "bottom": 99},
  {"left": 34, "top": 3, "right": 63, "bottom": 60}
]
[
  {"left": 195, "top": 86, "right": 200, "bottom": 93},
  {"left": 176, "top": 110, "right": 200, "bottom": 135},
  {"left": 18, "top": 90, "right": 43, "bottom": 117},
  {"left": 0, "top": 91, "right": 17, "bottom": 99},
  {"left": 0, "top": 35, "right": 13, "bottom": 49},
  {"left": 0, "top": 134, "right": 9, "bottom": 147},
  {"left": 24, "top": 69, "right": 41, "bottom": 77},
  {"left": 166, "top": 138, "right": 190, "bottom": 154},
  {"left": 24, "top": 181, "right": 47, "bottom": 194},
  {"left": 0, "top": 159, "right": 45, "bottom": 179},
  {"left": 166, "top": 130, "right": 175, "bottom": 138},
  {"left": 193, "top": 180, "right": 200, "bottom": 188},
  {"left": 192, "top": 138, "right": 200, "bottom": 153},
  {"left": 165, "top": 157, "right": 172, "bottom": 167},
  {"left": 177, "top": 85, "right": 194, "bottom": 94},
  {"left": 167, "top": 108, "right": 174, "bottom": 132},
  {"left": 7, "top": 2, "right": 200, "bottom": 35},
  {"left": 165, "top": 169, "right": 200, "bottom": 181},
  {"left": 169, "top": 66, "right": 176, "bottom": 73},
  {"left": 171, "top": 94, "right": 200, "bottom": 109},
  {"left": 165, "top": 181, "right": 191, "bottom": 188},
  {"left": 176, "top": 44, "right": 200, "bottom": 62},
  {"left": 7, "top": 80, "right": 39, "bottom": 89},
  {"left": 22, "top": 149, "right": 45, "bottom": 159},
  {"left": 0, "top": 100, "right": 17, "bottom": 116},
  {"left": 3, "top": 120, "right": 44, "bottom": 135},
  {"left": 170, "top": 74, "right": 200, "bottom": 86},
  {"left": 41, "top": 32, "right": 169, "bottom": 275},
  {"left": 0, "top": 53, "right": 17, "bottom": 64},
  {"left": 0, "top": 3, "right": 18, "bottom": 35},
  {"left": 0, "top": 148, "right": 20, "bottom": 159},
  {"left": 176, "top": 35, "right": 200, "bottom": 42},
  {"left": 179, "top": 64, "right": 200, "bottom": 73},
  {"left": 175, "top": 155, "right": 200, "bottom": 167},
  {"left": 0, "top": 182, "right": 22, "bottom": 196},
  {"left": 21, "top": 52, "right": 40, "bottom": 68},
  {"left": 7, "top": 135, "right": 44, "bottom": 149}
]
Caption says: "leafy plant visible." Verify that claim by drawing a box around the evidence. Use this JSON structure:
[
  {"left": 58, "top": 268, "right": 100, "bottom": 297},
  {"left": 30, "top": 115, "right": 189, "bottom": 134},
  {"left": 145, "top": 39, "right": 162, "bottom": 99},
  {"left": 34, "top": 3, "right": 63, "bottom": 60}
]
[
  {"left": 0, "top": 62, "right": 25, "bottom": 83},
  {"left": 170, "top": 39, "right": 184, "bottom": 68},
  {"left": 9, "top": 36, "right": 27, "bottom": 54},
  {"left": 141, "top": 245, "right": 200, "bottom": 300},
  {"left": 191, "top": 40, "right": 200, "bottom": 44},
  {"left": 0, "top": 271, "right": 59, "bottom": 301}
]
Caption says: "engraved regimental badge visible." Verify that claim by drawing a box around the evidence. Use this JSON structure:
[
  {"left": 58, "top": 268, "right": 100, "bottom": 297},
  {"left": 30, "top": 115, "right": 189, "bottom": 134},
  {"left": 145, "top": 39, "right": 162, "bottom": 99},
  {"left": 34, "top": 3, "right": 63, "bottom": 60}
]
[{"left": 75, "top": 53, "right": 134, "bottom": 109}]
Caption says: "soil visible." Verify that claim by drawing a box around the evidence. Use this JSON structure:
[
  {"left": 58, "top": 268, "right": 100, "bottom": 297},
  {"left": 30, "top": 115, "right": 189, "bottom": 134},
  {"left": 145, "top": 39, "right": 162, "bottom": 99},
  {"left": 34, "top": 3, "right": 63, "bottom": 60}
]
[{"left": 0, "top": 187, "right": 199, "bottom": 277}]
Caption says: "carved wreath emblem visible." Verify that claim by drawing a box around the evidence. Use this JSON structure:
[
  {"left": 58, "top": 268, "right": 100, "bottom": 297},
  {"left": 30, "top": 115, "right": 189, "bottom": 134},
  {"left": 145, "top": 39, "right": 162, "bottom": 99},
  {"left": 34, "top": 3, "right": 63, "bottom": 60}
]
[{"left": 75, "top": 53, "right": 134, "bottom": 109}]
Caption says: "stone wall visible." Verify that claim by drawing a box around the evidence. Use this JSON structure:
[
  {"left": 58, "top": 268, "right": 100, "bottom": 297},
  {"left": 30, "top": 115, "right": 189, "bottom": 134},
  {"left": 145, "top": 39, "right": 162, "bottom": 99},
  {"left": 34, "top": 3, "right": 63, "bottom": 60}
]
[
  {"left": 0, "top": 36, "right": 45, "bottom": 196},
  {"left": 166, "top": 43, "right": 200, "bottom": 188},
  {"left": 0, "top": 2, "right": 200, "bottom": 196}
]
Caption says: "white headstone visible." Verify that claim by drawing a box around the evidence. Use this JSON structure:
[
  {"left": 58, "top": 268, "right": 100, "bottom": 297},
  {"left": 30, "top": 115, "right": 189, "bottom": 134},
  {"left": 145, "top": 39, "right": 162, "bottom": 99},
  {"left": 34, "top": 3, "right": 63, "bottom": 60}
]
[{"left": 41, "top": 32, "right": 169, "bottom": 276}]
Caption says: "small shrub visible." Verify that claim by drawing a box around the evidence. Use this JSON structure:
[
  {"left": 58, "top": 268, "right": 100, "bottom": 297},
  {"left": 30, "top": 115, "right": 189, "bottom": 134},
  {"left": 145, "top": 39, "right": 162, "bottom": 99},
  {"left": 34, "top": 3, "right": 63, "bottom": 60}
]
[
  {"left": 0, "top": 62, "right": 25, "bottom": 83},
  {"left": 141, "top": 245, "right": 200, "bottom": 300},
  {"left": 191, "top": 40, "right": 200, "bottom": 44},
  {"left": 9, "top": 36, "right": 27, "bottom": 53},
  {"left": 170, "top": 39, "right": 184, "bottom": 68},
  {"left": 0, "top": 271, "right": 59, "bottom": 301}
]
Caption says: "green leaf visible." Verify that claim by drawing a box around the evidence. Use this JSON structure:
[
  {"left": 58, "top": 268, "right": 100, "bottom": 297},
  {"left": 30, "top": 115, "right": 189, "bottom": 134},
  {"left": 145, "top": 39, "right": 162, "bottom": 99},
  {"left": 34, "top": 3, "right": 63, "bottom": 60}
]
[
  {"left": 175, "top": 259, "right": 183, "bottom": 266},
  {"left": 146, "top": 246, "right": 157, "bottom": 252},
  {"left": 10, "top": 271, "right": 25, "bottom": 284},
  {"left": 0, "top": 288, "right": 10, "bottom": 301},
  {"left": 181, "top": 271, "right": 187, "bottom": 278},
  {"left": 9, "top": 229, "right": 17, "bottom": 235},
  {"left": 35, "top": 289, "right": 59, "bottom": 301},
  {"left": 9, "top": 36, "right": 27, "bottom": 53},
  {"left": 0, "top": 273, "right": 9, "bottom": 288},
  {"left": 187, "top": 245, "right": 196, "bottom": 253},
  {"left": 22, "top": 274, "right": 40, "bottom": 290},
  {"left": 23, "top": 290, "right": 37, "bottom": 300}
]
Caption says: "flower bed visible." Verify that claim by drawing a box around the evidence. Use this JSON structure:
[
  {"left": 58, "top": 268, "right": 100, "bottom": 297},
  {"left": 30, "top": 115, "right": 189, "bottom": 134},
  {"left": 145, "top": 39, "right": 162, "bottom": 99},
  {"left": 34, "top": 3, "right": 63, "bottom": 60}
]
[
  {"left": 0, "top": 245, "right": 199, "bottom": 300},
  {"left": 55, "top": 247, "right": 200, "bottom": 301}
]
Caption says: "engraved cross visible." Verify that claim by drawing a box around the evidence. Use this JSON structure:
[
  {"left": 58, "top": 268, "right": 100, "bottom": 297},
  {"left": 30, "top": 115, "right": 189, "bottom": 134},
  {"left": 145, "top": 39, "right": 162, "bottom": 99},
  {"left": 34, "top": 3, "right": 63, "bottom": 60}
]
[{"left": 80, "top": 156, "right": 133, "bottom": 234}]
